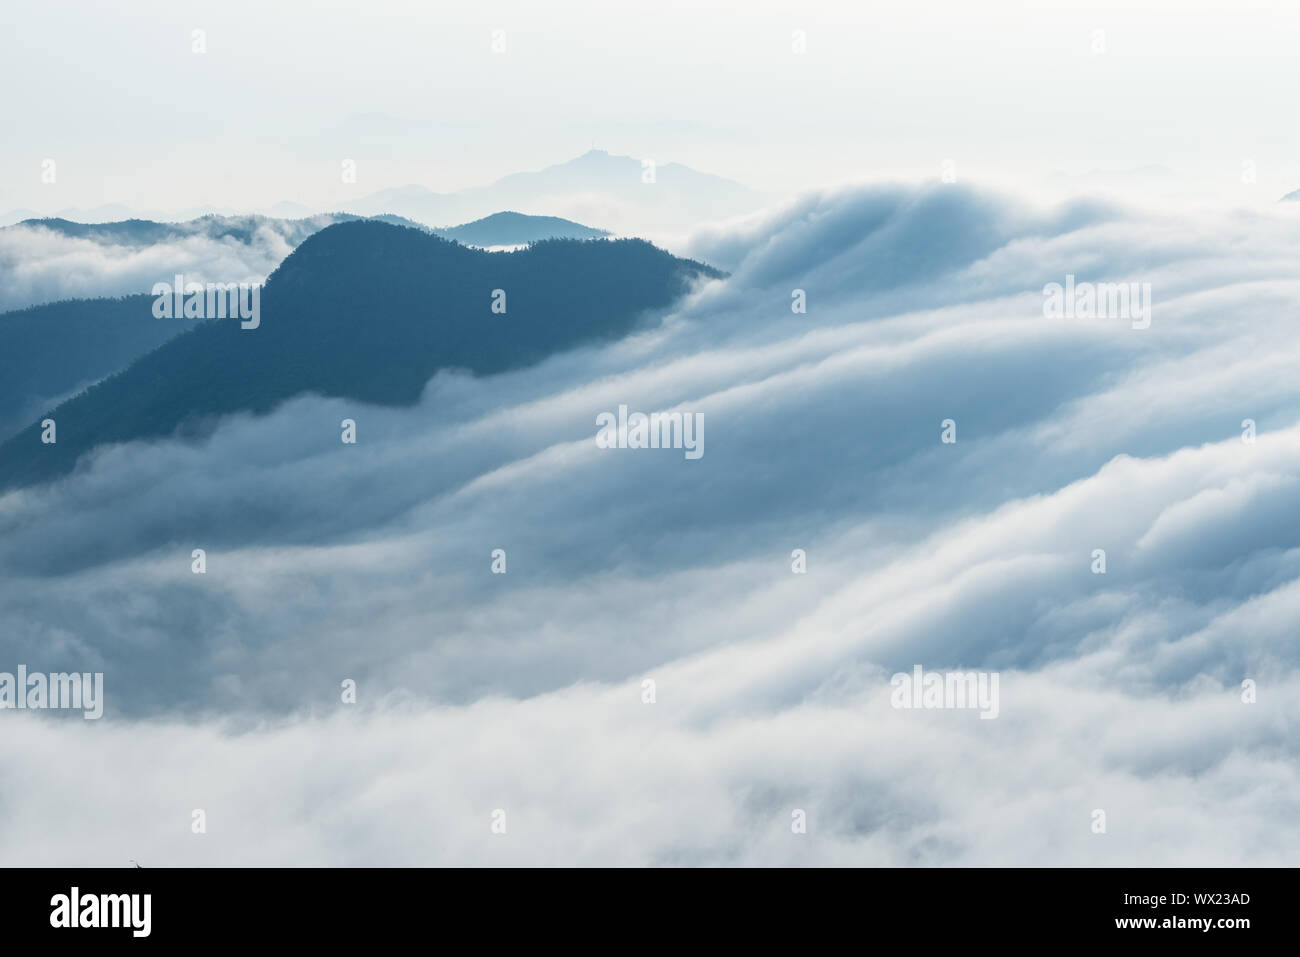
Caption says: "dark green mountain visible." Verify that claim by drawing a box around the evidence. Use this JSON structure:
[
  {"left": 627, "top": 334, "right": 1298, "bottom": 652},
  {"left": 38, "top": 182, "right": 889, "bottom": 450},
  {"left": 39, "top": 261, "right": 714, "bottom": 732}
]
[
  {"left": 438, "top": 211, "right": 609, "bottom": 246},
  {"left": 0, "top": 220, "right": 721, "bottom": 489},
  {"left": 0, "top": 295, "right": 203, "bottom": 440}
]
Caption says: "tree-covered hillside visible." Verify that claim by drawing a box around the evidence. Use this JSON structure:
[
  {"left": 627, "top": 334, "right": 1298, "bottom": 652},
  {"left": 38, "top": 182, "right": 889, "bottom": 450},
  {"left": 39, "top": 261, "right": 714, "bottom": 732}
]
[{"left": 0, "top": 221, "right": 722, "bottom": 488}]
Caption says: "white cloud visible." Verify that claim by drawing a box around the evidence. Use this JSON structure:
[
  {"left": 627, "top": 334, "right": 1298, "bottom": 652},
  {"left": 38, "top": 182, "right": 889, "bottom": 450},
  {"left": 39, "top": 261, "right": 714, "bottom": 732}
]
[
  {"left": 1, "top": 181, "right": 1298, "bottom": 864},
  {"left": 0, "top": 219, "right": 322, "bottom": 312}
]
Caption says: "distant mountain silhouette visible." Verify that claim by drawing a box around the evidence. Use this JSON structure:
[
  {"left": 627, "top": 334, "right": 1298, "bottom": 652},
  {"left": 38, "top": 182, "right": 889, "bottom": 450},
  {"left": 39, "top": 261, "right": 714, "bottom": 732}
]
[
  {"left": 0, "top": 207, "right": 38, "bottom": 228},
  {"left": 340, "top": 150, "right": 765, "bottom": 233},
  {"left": 438, "top": 211, "right": 609, "bottom": 246},
  {"left": 4, "top": 210, "right": 608, "bottom": 249},
  {"left": 1, "top": 201, "right": 317, "bottom": 226},
  {"left": 1281, "top": 188, "right": 1300, "bottom": 202},
  {"left": 17, "top": 202, "right": 141, "bottom": 224},
  {"left": 2, "top": 212, "right": 421, "bottom": 248},
  {"left": 1, "top": 149, "right": 760, "bottom": 235},
  {"left": 0, "top": 221, "right": 722, "bottom": 489}
]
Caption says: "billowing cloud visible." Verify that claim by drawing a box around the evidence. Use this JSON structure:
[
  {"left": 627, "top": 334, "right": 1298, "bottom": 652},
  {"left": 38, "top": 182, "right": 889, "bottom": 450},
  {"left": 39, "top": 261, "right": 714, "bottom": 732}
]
[
  {"left": 1, "top": 182, "right": 1298, "bottom": 865},
  {"left": 0, "top": 217, "right": 336, "bottom": 312}
]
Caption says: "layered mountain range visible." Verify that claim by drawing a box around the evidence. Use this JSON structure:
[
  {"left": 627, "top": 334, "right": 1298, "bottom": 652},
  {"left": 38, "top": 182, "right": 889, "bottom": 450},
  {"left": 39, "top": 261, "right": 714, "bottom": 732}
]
[{"left": 0, "top": 220, "right": 722, "bottom": 488}]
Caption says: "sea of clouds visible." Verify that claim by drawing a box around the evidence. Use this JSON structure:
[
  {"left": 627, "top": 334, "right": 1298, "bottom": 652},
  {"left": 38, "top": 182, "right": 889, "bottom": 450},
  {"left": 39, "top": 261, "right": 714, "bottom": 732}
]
[
  {"left": 0, "top": 182, "right": 1297, "bottom": 865},
  {"left": 0, "top": 216, "right": 343, "bottom": 313}
]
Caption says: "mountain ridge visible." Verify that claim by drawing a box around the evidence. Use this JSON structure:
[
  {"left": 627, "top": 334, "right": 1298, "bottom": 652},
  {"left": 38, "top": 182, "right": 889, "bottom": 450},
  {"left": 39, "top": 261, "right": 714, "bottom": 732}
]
[
  {"left": 2, "top": 150, "right": 765, "bottom": 234},
  {"left": 0, "top": 220, "right": 722, "bottom": 489},
  {"left": 2, "top": 209, "right": 606, "bottom": 247}
]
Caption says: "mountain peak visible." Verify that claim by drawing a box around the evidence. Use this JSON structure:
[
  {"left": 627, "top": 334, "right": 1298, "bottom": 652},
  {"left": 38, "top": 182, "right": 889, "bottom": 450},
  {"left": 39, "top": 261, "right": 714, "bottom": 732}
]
[{"left": 0, "top": 221, "right": 722, "bottom": 489}]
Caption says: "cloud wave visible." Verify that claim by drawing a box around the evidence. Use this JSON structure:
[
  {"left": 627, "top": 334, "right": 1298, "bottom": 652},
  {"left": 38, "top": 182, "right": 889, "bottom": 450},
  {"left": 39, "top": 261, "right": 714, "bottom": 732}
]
[{"left": 2, "top": 182, "right": 1298, "bottom": 865}]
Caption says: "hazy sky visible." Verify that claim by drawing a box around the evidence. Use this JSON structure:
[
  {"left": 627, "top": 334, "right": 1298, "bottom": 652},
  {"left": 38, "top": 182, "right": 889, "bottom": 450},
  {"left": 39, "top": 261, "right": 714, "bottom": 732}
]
[{"left": 4, "top": 0, "right": 1300, "bottom": 212}]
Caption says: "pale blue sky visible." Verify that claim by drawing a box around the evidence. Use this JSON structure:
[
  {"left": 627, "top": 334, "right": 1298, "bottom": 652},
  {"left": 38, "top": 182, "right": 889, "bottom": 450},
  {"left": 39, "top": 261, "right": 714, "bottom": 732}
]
[{"left": 4, "top": 0, "right": 1300, "bottom": 213}]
